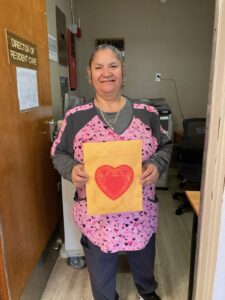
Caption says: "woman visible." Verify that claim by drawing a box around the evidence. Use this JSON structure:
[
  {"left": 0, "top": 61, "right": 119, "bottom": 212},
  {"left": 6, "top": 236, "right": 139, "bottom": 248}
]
[{"left": 51, "top": 44, "right": 172, "bottom": 300}]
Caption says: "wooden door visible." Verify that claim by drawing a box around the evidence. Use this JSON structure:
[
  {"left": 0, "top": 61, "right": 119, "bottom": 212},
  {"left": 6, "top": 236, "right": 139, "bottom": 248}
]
[
  {"left": 0, "top": 1, "right": 60, "bottom": 299},
  {"left": 194, "top": 0, "right": 225, "bottom": 298}
]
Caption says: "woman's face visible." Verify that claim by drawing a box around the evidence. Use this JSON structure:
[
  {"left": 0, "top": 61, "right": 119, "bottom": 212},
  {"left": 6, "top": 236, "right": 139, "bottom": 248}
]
[{"left": 88, "top": 49, "right": 123, "bottom": 97}]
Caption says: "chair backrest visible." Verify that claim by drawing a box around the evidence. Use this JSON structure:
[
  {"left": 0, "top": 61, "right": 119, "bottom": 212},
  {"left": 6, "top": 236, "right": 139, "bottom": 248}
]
[
  {"left": 183, "top": 118, "right": 206, "bottom": 146},
  {"left": 181, "top": 118, "right": 206, "bottom": 164}
]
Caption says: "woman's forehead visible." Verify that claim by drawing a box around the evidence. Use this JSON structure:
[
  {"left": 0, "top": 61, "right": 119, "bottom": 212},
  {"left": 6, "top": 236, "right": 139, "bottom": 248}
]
[{"left": 92, "top": 49, "right": 119, "bottom": 62}]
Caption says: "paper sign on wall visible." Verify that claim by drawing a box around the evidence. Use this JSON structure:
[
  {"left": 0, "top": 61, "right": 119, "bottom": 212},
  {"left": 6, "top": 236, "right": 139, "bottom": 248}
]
[
  {"left": 83, "top": 140, "right": 143, "bottom": 215},
  {"left": 16, "top": 67, "right": 39, "bottom": 110}
]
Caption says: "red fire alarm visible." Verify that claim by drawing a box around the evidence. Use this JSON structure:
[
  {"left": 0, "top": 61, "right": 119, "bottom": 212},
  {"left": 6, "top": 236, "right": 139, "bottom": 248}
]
[
  {"left": 76, "top": 18, "right": 82, "bottom": 38},
  {"left": 76, "top": 27, "right": 81, "bottom": 38},
  {"left": 67, "top": 29, "right": 77, "bottom": 90}
]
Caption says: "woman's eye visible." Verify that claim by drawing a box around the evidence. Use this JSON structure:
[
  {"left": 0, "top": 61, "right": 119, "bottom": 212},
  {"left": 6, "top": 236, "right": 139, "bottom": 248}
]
[
  {"left": 111, "top": 65, "right": 117, "bottom": 69},
  {"left": 95, "top": 67, "right": 101, "bottom": 70}
]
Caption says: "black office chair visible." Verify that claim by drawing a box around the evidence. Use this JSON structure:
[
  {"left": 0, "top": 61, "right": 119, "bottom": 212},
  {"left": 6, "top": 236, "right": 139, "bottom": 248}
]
[{"left": 173, "top": 118, "right": 206, "bottom": 215}]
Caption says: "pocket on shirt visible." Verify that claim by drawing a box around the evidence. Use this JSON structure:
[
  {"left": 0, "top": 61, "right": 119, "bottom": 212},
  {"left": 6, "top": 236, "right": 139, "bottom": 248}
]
[{"left": 147, "top": 195, "right": 158, "bottom": 203}]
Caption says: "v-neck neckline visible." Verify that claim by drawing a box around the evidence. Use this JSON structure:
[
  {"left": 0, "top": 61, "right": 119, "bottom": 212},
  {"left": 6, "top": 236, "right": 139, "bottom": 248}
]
[{"left": 93, "top": 97, "right": 134, "bottom": 135}]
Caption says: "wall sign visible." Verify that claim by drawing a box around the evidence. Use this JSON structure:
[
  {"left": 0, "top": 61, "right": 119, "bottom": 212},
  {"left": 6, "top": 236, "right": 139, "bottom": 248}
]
[
  {"left": 5, "top": 30, "right": 38, "bottom": 69},
  {"left": 48, "top": 34, "right": 58, "bottom": 62},
  {"left": 16, "top": 67, "right": 39, "bottom": 110}
]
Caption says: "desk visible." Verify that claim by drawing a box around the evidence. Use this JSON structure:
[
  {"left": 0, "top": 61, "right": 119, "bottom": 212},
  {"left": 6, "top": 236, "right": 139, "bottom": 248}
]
[
  {"left": 185, "top": 191, "right": 200, "bottom": 216},
  {"left": 185, "top": 191, "right": 200, "bottom": 300}
]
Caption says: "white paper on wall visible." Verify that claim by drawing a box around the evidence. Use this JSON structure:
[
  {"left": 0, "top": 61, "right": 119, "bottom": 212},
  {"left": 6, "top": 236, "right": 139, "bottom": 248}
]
[
  {"left": 16, "top": 67, "right": 39, "bottom": 110},
  {"left": 48, "top": 34, "right": 58, "bottom": 62}
]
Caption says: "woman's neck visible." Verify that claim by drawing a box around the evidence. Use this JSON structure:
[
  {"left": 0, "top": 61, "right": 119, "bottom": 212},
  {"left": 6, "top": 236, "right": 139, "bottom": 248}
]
[{"left": 94, "top": 94, "right": 124, "bottom": 112}]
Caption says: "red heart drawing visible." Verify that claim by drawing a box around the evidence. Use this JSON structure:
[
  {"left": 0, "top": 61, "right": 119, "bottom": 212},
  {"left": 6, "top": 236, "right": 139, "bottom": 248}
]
[{"left": 95, "top": 165, "right": 134, "bottom": 200}]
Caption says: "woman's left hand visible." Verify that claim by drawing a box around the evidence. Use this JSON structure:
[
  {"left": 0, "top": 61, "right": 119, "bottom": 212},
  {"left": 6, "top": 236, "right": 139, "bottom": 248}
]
[{"left": 141, "top": 164, "right": 159, "bottom": 186}]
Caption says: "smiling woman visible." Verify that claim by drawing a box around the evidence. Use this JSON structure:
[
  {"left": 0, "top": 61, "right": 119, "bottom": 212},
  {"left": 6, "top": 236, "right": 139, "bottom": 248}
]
[
  {"left": 51, "top": 44, "right": 172, "bottom": 300},
  {"left": 87, "top": 44, "right": 125, "bottom": 106}
]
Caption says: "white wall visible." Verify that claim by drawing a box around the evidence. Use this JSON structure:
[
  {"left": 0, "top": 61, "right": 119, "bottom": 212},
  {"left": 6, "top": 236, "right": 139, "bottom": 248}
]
[{"left": 76, "top": 0, "right": 215, "bottom": 130}]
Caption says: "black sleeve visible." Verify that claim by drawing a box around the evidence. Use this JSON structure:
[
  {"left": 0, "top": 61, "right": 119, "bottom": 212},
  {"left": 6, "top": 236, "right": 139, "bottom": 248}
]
[
  {"left": 51, "top": 114, "right": 79, "bottom": 181},
  {"left": 144, "top": 112, "right": 173, "bottom": 177}
]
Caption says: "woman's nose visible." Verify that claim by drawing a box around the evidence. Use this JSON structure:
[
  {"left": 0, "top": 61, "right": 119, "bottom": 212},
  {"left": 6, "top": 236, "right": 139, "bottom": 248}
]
[{"left": 102, "top": 68, "right": 111, "bottom": 76}]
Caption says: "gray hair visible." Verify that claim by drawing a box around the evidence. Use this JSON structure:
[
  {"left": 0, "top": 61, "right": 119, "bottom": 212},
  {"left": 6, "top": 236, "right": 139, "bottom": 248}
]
[{"left": 88, "top": 44, "right": 124, "bottom": 67}]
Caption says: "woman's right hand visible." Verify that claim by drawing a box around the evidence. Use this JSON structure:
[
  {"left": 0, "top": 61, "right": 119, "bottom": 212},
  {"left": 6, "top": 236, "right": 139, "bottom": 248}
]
[{"left": 71, "top": 164, "right": 89, "bottom": 188}]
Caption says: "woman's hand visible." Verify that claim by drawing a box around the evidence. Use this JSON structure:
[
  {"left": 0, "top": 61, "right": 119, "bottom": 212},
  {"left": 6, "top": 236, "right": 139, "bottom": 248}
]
[
  {"left": 71, "top": 164, "right": 89, "bottom": 188},
  {"left": 141, "top": 164, "right": 159, "bottom": 186}
]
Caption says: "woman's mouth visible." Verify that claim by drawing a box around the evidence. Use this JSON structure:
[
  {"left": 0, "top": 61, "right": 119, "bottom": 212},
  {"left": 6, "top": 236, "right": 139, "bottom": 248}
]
[{"left": 100, "top": 79, "right": 115, "bottom": 83}]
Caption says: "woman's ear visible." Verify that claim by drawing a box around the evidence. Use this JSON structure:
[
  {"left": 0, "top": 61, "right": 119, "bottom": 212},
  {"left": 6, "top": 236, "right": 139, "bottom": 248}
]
[
  {"left": 122, "top": 64, "right": 126, "bottom": 88},
  {"left": 122, "top": 63, "right": 126, "bottom": 77},
  {"left": 87, "top": 66, "right": 91, "bottom": 78},
  {"left": 87, "top": 67, "right": 92, "bottom": 85}
]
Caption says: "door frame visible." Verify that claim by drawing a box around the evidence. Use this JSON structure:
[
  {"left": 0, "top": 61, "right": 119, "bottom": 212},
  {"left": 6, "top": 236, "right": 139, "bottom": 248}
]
[
  {"left": 0, "top": 222, "right": 10, "bottom": 300},
  {"left": 194, "top": 0, "right": 225, "bottom": 298}
]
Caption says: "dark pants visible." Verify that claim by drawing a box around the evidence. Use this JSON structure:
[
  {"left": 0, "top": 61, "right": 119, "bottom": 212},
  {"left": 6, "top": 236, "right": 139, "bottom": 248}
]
[{"left": 81, "top": 234, "right": 157, "bottom": 300}]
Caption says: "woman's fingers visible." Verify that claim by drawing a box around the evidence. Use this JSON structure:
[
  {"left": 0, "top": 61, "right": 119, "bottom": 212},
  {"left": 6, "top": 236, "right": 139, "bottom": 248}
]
[
  {"left": 71, "top": 163, "right": 158, "bottom": 188},
  {"left": 71, "top": 164, "right": 89, "bottom": 188},
  {"left": 141, "top": 164, "right": 159, "bottom": 186}
]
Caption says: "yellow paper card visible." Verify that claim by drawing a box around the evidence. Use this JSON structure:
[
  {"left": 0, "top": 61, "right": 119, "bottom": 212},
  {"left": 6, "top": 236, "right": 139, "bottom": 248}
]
[{"left": 83, "top": 140, "right": 143, "bottom": 215}]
